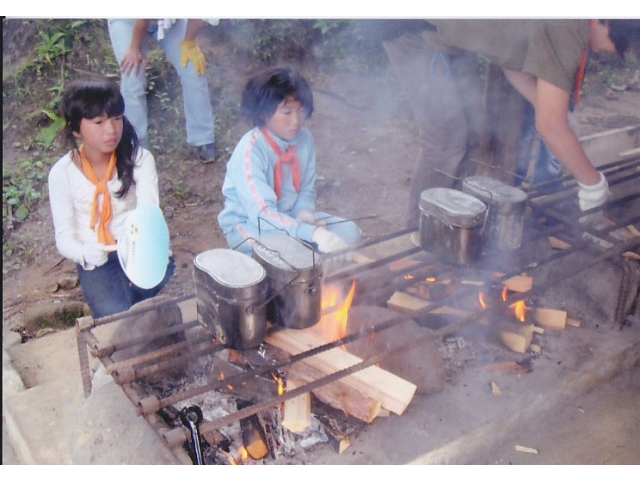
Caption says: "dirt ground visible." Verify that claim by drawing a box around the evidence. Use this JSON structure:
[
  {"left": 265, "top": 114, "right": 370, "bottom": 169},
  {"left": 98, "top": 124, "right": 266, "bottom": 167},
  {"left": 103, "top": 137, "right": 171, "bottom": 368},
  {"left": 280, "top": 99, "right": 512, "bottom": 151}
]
[{"left": 3, "top": 44, "right": 640, "bottom": 343}]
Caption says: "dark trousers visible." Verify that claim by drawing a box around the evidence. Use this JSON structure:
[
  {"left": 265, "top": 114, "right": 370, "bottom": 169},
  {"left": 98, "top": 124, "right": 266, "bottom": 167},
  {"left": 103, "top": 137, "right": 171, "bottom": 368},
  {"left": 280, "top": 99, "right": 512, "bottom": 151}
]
[
  {"left": 383, "top": 33, "right": 485, "bottom": 229},
  {"left": 77, "top": 251, "right": 175, "bottom": 318}
]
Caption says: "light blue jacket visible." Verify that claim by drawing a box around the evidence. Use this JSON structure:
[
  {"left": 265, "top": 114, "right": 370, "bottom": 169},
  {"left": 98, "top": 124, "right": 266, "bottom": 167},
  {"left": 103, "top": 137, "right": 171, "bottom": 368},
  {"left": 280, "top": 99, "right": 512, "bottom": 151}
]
[{"left": 218, "top": 127, "right": 317, "bottom": 247}]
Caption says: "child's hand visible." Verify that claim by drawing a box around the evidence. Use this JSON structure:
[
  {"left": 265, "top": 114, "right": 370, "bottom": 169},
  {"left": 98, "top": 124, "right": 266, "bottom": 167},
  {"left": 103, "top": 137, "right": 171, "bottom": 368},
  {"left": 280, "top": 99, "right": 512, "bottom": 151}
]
[
  {"left": 82, "top": 243, "right": 108, "bottom": 268},
  {"left": 312, "top": 228, "right": 348, "bottom": 253},
  {"left": 296, "top": 210, "right": 317, "bottom": 224}
]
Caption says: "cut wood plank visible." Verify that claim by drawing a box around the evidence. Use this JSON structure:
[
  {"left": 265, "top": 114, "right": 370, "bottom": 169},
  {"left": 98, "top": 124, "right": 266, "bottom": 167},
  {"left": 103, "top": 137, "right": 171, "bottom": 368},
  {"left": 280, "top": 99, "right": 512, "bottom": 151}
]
[
  {"left": 515, "top": 444, "right": 539, "bottom": 454},
  {"left": 533, "top": 307, "right": 567, "bottom": 330},
  {"left": 266, "top": 328, "right": 416, "bottom": 416},
  {"left": 503, "top": 275, "right": 533, "bottom": 292},
  {"left": 549, "top": 236, "right": 571, "bottom": 250},
  {"left": 498, "top": 323, "right": 542, "bottom": 353},
  {"left": 281, "top": 379, "right": 311, "bottom": 433},
  {"left": 566, "top": 318, "right": 582, "bottom": 328},
  {"left": 286, "top": 361, "right": 381, "bottom": 423},
  {"left": 387, "top": 291, "right": 470, "bottom": 318}
]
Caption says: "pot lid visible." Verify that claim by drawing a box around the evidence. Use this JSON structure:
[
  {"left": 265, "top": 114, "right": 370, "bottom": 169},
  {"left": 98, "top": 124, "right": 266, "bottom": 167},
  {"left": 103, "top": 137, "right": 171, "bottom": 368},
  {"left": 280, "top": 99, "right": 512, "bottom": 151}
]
[
  {"left": 252, "top": 234, "right": 321, "bottom": 271},
  {"left": 419, "top": 188, "right": 487, "bottom": 227},
  {"left": 194, "top": 248, "right": 265, "bottom": 287},
  {"left": 462, "top": 176, "right": 527, "bottom": 204}
]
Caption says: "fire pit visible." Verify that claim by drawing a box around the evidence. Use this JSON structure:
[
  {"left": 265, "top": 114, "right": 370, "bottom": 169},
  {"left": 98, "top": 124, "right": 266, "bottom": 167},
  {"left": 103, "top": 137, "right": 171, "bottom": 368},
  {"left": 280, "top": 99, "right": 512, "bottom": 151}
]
[{"left": 75, "top": 151, "right": 640, "bottom": 465}]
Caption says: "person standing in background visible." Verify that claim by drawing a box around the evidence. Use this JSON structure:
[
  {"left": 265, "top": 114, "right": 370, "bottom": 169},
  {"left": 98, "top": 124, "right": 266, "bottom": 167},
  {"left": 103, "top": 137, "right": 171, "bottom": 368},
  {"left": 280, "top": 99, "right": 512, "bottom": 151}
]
[{"left": 108, "top": 18, "right": 218, "bottom": 163}]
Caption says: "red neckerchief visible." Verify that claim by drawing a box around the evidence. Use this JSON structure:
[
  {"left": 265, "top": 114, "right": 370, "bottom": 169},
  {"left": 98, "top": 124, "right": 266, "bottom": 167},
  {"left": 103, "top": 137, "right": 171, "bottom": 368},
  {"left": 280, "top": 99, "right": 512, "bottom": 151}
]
[
  {"left": 262, "top": 128, "right": 300, "bottom": 198},
  {"left": 573, "top": 23, "right": 593, "bottom": 108},
  {"left": 79, "top": 145, "right": 117, "bottom": 245}
]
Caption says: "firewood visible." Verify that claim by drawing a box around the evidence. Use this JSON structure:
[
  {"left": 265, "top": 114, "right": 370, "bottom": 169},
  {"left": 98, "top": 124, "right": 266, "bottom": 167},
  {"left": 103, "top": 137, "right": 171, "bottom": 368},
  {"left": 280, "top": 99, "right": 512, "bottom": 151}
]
[
  {"left": 265, "top": 328, "right": 417, "bottom": 416},
  {"left": 345, "top": 305, "right": 446, "bottom": 395},
  {"left": 281, "top": 379, "right": 311, "bottom": 433},
  {"left": 566, "top": 318, "right": 582, "bottom": 327},
  {"left": 548, "top": 236, "right": 571, "bottom": 250},
  {"left": 387, "top": 291, "right": 470, "bottom": 318},
  {"left": 490, "top": 380, "right": 502, "bottom": 397},
  {"left": 628, "top": 225, "right": 640, "bottom": 237},
  {"left": 485, "top": 361, "right": 518, "bottom": 371},
  {"left": 498, "top": 323, "right": 542, "bottom": 353},
  {"left": 315, "top": 416, "right": 352, "bottom": 454},
  {"left": 237, "top": 400, "right": 269, "bottom": 460},
  {"left": 502, "top": 275, "right": 533, "bottom": 293},
  {"left": 515, "top": 445, "right": 539, "bottom": 454},
  {"left": 533, "top": 307, "right": 567, "bottom": 330},
  {"left": 286, "top": 361, "right": 382, "bottom": 423}
]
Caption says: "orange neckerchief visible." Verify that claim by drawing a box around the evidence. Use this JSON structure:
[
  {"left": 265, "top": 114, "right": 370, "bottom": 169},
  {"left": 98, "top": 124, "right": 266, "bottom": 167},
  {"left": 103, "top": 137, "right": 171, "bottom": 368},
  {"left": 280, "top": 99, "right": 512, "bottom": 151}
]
[
  {"left": 262, "top": 128, "right": 300, "bottom": 198},
  {"left": 79, "top": 145, "right": 117, "bottom": 245},
  {"left": 573, "top": 22, "right": 593, "bottom": 108}
]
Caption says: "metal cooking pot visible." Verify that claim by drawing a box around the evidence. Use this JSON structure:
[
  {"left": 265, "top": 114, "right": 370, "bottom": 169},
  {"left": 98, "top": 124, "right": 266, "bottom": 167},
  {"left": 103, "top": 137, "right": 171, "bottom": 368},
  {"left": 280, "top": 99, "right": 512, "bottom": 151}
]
[
  {"left": 462, "top": 176, "right": 528, "bottom": 251},
  {"left": 418, "top": 188, "right": 487, "bottom": 265},
  {"left": 252, "top": 235, "right": 323, "bottom": 329},
  {"left": 193, "top": 249, "right": 268, "bottom": 349}
]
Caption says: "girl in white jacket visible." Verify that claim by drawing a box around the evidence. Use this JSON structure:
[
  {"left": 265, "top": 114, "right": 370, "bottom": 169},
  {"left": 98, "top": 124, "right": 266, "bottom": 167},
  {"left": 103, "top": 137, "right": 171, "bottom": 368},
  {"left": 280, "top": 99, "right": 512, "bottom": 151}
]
[{"left": 48, "top": 77, "right": 174, "bottom": 318}]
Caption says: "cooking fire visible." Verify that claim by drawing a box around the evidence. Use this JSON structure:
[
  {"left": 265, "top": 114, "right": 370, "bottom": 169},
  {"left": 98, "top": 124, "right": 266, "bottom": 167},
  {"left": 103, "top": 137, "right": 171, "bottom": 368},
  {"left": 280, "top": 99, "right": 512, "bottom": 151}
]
[{"left": 75, "top": 153, "right": 639, "bottom": 464}]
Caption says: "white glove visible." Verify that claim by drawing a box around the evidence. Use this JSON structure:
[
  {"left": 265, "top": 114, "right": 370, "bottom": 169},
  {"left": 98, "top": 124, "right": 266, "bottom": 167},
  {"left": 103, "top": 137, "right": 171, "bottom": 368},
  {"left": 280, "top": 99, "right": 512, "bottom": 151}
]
[
  {"left": 312, "top": 227, "right": 349, "bottom": 253},
  {"left": 82, "top": 242, "right": 108, "bottom": 268},
  {"left": 578, "top": 171, "right": 610, "bottom": 212},
  {"left": 296, "top": 210, "right": 317, "bottom": 224}
]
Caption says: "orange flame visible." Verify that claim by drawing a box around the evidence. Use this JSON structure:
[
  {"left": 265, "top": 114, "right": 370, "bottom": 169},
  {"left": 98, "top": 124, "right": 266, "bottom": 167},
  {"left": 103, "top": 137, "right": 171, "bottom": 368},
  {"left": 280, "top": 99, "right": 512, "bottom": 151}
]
[
  {"left": 271, "top": 372, "right": 285, "bottom": 396},
  {"left": 314, "top": 280, "right": 357, "bottom": 342},
  {"left": 478, "top": 291, "right": 488, "bottom": 309},
  {"left": 501, "top": 286, "right": 508, "bottom": 302},
  {"left": 238, "top": 446, "right": 248, "bottom": 463},
  {"left": 425, "top": 277, "right": 436, "bottom": 283},
  {"left": 509, "top": 299, "right": 528, "bottom": 322},
  {"left": 405, "top": 274, "right": 414, "bottom": 280}
]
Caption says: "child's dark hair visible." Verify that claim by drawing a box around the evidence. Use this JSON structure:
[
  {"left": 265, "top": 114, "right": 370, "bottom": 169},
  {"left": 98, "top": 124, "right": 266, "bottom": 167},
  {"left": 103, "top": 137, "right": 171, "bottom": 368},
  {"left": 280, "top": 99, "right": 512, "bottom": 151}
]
[
  {"left": 60, "top": 77, "right": 139, "bottom": 198},
  {"left": 241, "top": 67, "right": 314, "bottom": 127}
]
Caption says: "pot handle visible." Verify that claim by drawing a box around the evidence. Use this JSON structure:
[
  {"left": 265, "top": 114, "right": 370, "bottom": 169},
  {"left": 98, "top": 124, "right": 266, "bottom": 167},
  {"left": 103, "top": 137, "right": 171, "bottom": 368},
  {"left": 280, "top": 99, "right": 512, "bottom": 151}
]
[{"left": 245, "top": 238, "right": 303, "bottom": 315}]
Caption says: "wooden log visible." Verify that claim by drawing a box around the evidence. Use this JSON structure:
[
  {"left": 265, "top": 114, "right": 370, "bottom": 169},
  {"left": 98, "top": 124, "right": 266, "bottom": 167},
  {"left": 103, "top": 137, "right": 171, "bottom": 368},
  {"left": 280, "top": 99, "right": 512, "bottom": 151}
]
[
  {"left": 502, "top": 275, "right": 533, "bottom": 293},
  {"left": 314, "top": 416, "right": 352, "bottom": 454},
  {"left": 237, "top": 400, "right": 269, "bottom": 460},
  {"left": 265, "top": 328, "right": 416, "bottom": 416},
  {"left": 286, "top": 361, "right": 381, "bottom": 423},
  {"left": 387, "top": 291, "right": 470, "bottom": 318},
  {"left": 533, "top": 307, "right": 567, "bottom": 330},
  {"left": 345, "top": 305, "right": 446, "bottom": 395},
  {"left": 281, "top": 379, "right": 311, "bottom": 433},
  {"left": 498, "top": 323, "right": 543, "bottom": 353},
  {"left": 548, "top": 236, "right": 571, "bottom": 250},
  {"left": 566, "top": 317, "right": 581, "bottom": 328}
]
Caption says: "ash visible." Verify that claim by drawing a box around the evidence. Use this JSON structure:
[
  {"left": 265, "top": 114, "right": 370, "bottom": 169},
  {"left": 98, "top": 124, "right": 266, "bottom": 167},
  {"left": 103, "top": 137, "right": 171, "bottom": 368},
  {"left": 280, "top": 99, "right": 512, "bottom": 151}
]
[{"left": 138, "top": 370, "right": 334, "bottom": 465}]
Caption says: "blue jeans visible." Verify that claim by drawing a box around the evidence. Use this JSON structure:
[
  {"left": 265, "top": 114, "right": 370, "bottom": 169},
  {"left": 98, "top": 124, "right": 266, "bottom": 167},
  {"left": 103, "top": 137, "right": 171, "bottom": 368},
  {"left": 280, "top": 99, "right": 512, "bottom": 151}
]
[
  {"left": 226, "top": 211, "right": 363, "bottom": 255},
  {"left": 77, "top": 252, "right": 175, "bottom": 318},
  {"left": 108, "top": 19, "right": 215, "bottom": 148},
  {"left": 516, "top": 102, "right": 562, "bottom": 185}
]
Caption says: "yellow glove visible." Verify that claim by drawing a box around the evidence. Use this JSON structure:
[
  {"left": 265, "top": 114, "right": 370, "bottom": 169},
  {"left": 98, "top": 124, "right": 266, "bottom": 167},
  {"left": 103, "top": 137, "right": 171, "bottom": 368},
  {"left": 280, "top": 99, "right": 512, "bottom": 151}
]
[{"left": 179, "top": 39, "right": 206, "bottom": 75}]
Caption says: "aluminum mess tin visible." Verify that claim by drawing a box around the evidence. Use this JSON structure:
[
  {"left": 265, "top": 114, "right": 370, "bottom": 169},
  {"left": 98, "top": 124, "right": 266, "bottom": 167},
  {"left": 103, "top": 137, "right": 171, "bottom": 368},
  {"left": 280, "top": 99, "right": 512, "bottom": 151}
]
[
  {"left": 462, "top": 175, "right": 528, "bottom": 251},
  {"left": 193, "top": 248, "right": 268, "bottom": 350},
  {"left": 419, "top": 187, "right": 487, "bottom": 265},
  {"left": 252, "top": 234, "right": 323, "bottom": 329}
]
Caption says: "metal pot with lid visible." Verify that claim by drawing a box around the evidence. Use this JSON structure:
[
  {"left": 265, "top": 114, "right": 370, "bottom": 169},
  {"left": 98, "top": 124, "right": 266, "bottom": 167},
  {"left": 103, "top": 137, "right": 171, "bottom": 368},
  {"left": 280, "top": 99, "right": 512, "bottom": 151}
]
[
  {"left": 462, "top": 175, "right": 528, "bottom": 251},
  {"left": 193, "top": 248, "right": 268, "bottom": 350},
  {"left": 252, "top": 234, "right": 323, "bottom": 329},
  {"left": 418, "top": 187, "right": 487, "bottom": 265}
]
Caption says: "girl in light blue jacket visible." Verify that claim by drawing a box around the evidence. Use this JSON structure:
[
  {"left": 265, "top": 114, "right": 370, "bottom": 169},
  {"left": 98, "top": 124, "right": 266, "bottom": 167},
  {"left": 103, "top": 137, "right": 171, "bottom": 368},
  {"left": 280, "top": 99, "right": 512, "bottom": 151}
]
[{"left": 218, "top": 67, "right": 362, "bottom": 255}]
